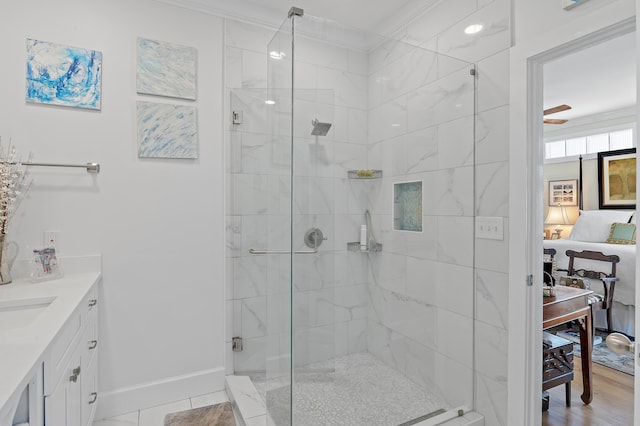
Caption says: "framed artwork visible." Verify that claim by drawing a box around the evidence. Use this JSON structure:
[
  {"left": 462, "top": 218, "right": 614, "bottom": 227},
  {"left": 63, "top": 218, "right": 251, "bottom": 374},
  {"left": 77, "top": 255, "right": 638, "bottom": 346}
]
[
  {"left": 26, "top": 39, "right": 102, "bottom": 110},
  {"left": 598, "top": 148, "right": 636, "bottom": 209},
  {"left": 31, "top": 247, "right": 63, "bottom": 282},
  {"left": 563, "top": 0, "right": 592, "bottom": 10},
  {"left": 137, "top": 101, "right": 198, "bottom": 159},
  {"left": 548, "top": 179, "right": 578, "bottom": 206},
  {"left": 136, "top": 38, "right": 197, "bottom": 100}
]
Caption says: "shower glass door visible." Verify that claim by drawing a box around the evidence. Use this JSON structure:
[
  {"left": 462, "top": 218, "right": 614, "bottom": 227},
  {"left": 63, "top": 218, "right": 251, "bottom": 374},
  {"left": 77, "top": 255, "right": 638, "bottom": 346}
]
[
  {"left": 265, "top": 12, "right": 337, "bottom": 426},
  {"left": 260, "top": 8, "right": 476, "bottom": 426}
]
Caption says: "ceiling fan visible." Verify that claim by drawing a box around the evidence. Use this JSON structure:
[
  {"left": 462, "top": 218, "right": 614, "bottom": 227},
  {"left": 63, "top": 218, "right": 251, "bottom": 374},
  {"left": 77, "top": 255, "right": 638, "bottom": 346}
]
[{"left": 544, "top": 104, "right": 572, "bottom": 124}]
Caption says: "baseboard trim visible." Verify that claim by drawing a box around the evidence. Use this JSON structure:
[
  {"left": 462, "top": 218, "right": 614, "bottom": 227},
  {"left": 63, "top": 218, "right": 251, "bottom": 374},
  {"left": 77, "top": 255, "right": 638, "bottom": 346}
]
[{"left": 95, "top": 367, "right": 226, "bottom": 420}]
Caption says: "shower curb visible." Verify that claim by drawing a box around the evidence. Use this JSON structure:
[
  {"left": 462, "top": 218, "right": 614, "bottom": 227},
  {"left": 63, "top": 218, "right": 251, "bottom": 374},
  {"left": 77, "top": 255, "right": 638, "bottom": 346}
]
[{"left": 225, "top": 375, "right": 267, "bottom": 426}]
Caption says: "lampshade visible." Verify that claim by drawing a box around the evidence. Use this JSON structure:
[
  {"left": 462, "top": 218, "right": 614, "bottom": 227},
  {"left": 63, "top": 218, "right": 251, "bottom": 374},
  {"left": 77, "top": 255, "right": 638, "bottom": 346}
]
[{"left": 545, "top": 205, "right": 573, "bottom": 225}]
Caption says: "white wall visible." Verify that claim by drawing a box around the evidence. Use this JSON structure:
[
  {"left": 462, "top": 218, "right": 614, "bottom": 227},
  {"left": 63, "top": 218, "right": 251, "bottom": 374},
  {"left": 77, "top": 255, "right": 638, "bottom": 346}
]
[
  {"left": 509, "top": 0, "right": 635, "bottom": 424},
  {"left": 0, "top": 0, "right": 226, "bottom": 418}
]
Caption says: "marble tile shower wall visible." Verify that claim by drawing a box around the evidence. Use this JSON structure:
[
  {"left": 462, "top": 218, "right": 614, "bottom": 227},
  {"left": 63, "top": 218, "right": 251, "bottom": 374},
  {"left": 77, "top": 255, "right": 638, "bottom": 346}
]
[
  {"left": 224, "top": 19, "right": 372, "bottom": 374},
  {"left": 387, "top": 0, "right": 511, "bottom": 424},
  {"left": 224, "top": 0, "right": 512, "bottom": 422},
  {"left": 364, "top": 36, "right": 476, "bottom": 409}
]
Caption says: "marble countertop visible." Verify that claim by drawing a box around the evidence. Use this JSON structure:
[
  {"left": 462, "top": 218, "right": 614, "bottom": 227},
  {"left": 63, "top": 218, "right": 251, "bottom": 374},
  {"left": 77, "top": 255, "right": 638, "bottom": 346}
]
[{"left": 0, "top": 270, "right": 101, "bottom": 424}]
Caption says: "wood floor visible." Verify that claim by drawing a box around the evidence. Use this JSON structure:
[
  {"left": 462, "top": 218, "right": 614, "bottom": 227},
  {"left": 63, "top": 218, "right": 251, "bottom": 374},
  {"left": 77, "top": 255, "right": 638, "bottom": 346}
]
[{"left": 542, "top": 357, "right": 634, "bottom": 426}]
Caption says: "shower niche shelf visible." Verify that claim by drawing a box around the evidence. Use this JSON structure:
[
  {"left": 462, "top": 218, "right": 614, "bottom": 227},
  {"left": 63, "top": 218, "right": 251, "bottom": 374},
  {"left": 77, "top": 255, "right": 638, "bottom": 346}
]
[
  {"left": 347, "top": 169, "right": 382, "bottom": 179},
  {"left": 347, "top": 241, "right": 382, "bottom": 252}
]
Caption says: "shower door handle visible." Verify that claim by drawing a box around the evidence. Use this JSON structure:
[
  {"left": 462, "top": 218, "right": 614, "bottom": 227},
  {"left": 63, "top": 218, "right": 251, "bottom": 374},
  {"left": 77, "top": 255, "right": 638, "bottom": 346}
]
[{"left": 249, "top": 248, "right": 318, "bottom": 255}]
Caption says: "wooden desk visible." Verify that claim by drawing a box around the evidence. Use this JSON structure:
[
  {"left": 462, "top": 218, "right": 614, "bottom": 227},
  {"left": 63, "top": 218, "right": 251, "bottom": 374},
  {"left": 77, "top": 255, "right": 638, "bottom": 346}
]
[{"left": 543, "top": 285, "right": 593, "bottom": 404}]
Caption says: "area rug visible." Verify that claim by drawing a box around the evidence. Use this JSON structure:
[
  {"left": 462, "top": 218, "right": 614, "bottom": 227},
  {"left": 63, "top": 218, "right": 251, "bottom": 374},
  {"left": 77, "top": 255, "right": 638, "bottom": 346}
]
[
  {"left": 164, "top": 402, "right": 235, "bottom": 426},
  {"left": 556, "top": 329, "right": 634, "bottom": 376}
]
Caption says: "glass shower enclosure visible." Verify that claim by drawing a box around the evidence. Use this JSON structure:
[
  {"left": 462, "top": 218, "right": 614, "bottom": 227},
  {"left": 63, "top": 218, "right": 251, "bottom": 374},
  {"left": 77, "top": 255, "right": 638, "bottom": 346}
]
[{"left": 230, "top": 7, "right": 477, "bottom": 425}]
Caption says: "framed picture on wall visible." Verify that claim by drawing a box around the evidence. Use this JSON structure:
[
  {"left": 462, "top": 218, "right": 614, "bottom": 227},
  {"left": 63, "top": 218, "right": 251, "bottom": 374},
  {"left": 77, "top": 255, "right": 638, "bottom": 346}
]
[
  {"left": 598, "top": 148, "right": 636, "bottom": 209},
  {"left": 548, "top": 179, "right": 578, "bottom": 206}
]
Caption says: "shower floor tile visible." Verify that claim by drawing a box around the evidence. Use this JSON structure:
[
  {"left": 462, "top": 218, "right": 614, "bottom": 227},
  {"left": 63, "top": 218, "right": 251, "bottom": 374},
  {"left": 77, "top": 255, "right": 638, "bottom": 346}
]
[{"left": 249, "top": 352, "right": 448, "bottom": 426}]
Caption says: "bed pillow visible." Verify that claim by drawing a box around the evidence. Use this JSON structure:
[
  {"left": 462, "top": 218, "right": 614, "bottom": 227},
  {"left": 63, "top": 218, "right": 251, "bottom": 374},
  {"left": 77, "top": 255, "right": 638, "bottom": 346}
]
[
  {"left": 568, "top": 210, "right": 634, "bottom": 242},
  {"left": 607, "top": 222, "right": 636, "bottom": 244}
]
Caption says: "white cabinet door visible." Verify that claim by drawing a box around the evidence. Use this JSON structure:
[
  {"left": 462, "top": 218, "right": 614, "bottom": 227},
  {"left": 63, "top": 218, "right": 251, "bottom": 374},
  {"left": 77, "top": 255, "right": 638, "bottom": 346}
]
[{"left": 45, "top": 350, "right": 82, "bottom": 426}]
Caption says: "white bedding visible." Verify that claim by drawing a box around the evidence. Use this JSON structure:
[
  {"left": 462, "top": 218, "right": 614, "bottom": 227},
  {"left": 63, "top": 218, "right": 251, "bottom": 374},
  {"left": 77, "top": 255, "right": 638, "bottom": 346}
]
[{"left": 543, "top": 238, "right": 636, "bottom": 336}]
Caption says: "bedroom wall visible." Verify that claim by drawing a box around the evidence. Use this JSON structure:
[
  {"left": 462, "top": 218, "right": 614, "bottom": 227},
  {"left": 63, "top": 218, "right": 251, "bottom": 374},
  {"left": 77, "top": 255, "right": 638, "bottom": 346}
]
[
  {"left": 0, "top": 0, "right": 226, "bottom": 418},
  {"left": 543, "top": 158, "right": 597, "bottom": 235}
]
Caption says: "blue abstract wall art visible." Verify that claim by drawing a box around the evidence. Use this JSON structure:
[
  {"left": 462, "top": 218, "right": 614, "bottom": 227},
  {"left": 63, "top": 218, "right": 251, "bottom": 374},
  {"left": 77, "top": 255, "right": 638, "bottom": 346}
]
[
  {"left": 26, "top": 39, "right": 102, "bottom": 110},
  {"left": 137, "top": 101, "right": 198, "bottom": 159},
  {"left": 137, "top": 38, "right": 197, "bottom": 100}
]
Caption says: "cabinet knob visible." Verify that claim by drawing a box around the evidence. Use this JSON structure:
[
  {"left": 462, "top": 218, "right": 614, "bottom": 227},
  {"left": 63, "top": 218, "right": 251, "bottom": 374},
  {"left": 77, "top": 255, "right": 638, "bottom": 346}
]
[
  {"left": 88, "top": 299, "right": 97, "bottom": 307},
  {"left": 89, "top": 340, "right": 98, "bottom": 350},
  {"left": 69, "top": 365, "right": 81, "bottom": 382},
  {"left": 88, "top": 392, "right": 98, "bottom": 404}
]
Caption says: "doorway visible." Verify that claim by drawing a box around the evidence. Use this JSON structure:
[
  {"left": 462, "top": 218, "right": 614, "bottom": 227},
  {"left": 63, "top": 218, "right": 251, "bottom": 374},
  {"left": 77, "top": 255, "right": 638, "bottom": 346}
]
[
  {"left": 525, "top": 19, "right": 635, "bottom": 424},
  {"left": 540, "top": 28, "right": 636, "bottom": 425}
]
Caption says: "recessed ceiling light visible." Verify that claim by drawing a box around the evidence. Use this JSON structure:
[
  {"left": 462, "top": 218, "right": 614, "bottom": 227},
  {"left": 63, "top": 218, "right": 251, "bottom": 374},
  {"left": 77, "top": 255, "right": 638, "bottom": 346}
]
[
  {"left": 269, "top": 51, "right": 285, "bottom": 59},
  {"left": 464, "top": 24, "right": 483, "bottom": 35},
  {"left": 265, "top": 100, "right": 276, "bottom": 105},
  {"left": 391, "top": 124, "right": 401, "bottom": 127}
]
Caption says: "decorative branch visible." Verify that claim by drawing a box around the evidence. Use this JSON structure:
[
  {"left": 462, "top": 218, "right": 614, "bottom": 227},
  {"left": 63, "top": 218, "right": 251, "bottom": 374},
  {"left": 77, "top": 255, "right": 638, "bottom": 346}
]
[{"left": 0, "top": 138, "right": 31, "bottom": 235}]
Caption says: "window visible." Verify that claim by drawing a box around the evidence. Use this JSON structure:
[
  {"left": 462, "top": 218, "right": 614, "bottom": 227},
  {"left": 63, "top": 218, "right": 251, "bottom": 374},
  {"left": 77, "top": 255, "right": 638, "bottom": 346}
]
[{"left": 544, "top": 128, "right": 634, "bottom": 161}]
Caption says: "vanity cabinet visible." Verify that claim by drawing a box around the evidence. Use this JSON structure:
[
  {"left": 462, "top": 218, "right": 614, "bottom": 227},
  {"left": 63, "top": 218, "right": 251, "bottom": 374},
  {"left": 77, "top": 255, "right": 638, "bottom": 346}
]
[{"left": 44, "top": 284, "right": 99, "bottom": 426}]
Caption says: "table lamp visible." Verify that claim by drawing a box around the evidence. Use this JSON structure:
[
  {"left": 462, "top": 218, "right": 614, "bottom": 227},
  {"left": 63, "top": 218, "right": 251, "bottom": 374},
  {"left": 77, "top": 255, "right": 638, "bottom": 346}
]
[{"left": 545, "top": 205, "right": 573, "bottom": 238}]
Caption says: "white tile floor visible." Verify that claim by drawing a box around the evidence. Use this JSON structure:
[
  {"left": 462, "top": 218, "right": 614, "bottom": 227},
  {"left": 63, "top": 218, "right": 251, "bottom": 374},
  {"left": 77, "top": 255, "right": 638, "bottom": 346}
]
[{"left": 92, "top": 391, "right": 229, "bottom": 426}]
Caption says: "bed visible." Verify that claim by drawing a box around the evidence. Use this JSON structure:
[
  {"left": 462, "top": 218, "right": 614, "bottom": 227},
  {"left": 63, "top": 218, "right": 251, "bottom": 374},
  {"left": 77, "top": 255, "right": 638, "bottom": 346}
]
[{"left": 543, "top": 209, "right": 636, "bottom": 337}]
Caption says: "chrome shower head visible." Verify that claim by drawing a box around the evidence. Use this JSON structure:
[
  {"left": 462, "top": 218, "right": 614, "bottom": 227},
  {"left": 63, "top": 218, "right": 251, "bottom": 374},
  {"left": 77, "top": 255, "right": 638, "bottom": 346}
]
[{"left": 311, "top": 118, "right": 332, "bottom": 136}]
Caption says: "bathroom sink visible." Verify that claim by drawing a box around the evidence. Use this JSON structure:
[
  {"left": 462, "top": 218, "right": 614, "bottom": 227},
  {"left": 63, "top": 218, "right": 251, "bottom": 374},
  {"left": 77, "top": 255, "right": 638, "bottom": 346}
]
[{"left": 0, "top": 296, "right": 56, "bottom": 331}]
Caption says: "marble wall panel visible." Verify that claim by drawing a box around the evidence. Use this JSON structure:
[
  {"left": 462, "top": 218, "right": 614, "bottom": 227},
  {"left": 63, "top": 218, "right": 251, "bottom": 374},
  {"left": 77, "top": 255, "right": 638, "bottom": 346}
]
[
  {"left": 234, "top": 255, "right": 268, "bottom": 299},
  {"left": 438, "top": 115, "right": 474, "bottom": 169},
  {"left": 476, "top": 161, "right": 508, "bottom": 217},
  {"left": 402, "top": 0, "right": 478, "bottom": 48},
  {"left": 474, "top": 321, "right": 508, "bottom": 382},
  {"left": 475, "top": 105, "right": 509, "bottom": 165},
  {"left": 226, "top": 19, "right": 276, "bottom": 54},
  {"left": 407, "top": 68, "right": 475, "bottom": 133},
  {"left": 475, "top": 372, "right": 507, "bottom": 426},
  {"left": 437, "top": 308, "right": 473, "bottom": 368},
  {"left": 241, "top": 296, "right": 268, "bottom": 339},
  {"left": 369, "top": 48, "right": 439, "bottom": 109},
  {"left": 436, "top": 0, "right": 511, "bottom": 64},
  {"left": 434, "top": 353, "right": 474, "bottom": 408},
  {"left": 436, "top": 216, "right": 474, "bottom": 267},
  {"left": 317, "top": 67, "right": 368, "bottom": 110},
  {"left": 475, "top": 268, "right": 508, "bottom": 329},
  {"left": 242, "top": 49, "right": 268, "bottom": 88},
  {"left": 476, "top": 49, "right": 510, "bottom": 113},
  {"left": 423, "top": 167, "right": 474, "bottom": 216},
  {"left": 296, "top": 36, "right": 349, "bottom": 72},
  {"left": 366, "top": 320, "right": 407, "bottom": 373},
  {"left": 369, "top": 252, "right": 407, "bottom": 294},
  {"left": 405, "top": 127, "right": 438, "bottom": 174},
  {"left": 226, "top": 47, "right": 243, "bottom": 89},
  {"left": 368, "top": 98, "right": 408, "bottom": 143}
]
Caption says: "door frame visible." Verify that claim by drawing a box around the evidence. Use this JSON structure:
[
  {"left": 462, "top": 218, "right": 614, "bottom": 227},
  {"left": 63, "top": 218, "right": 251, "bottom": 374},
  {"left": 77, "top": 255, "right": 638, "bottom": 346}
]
[{"left": 508, "top": 10, "right": 637, "bottom": 426}]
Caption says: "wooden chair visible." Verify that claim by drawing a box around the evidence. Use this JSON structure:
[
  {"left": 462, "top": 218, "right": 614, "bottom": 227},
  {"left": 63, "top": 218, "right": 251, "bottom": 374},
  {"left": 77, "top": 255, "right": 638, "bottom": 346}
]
[
  {"left": 559, "top": 249, "right": 620, "bottom": 333},
  {"left": 543, "top": 248, "right": 556, "bottom": 285}
]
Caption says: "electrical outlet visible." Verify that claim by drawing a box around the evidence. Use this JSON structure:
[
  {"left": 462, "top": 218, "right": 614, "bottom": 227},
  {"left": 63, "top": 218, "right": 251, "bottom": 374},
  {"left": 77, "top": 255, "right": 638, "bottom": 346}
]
[{"left": 44, "top": 231, "right": 59, "bottom": 249}]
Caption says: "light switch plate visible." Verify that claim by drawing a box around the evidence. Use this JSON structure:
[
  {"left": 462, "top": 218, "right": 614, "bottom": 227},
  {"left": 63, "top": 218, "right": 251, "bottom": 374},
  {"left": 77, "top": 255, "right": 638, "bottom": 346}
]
[{"left": 476, "top": 217, "right": 504, "bottom": 240}]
